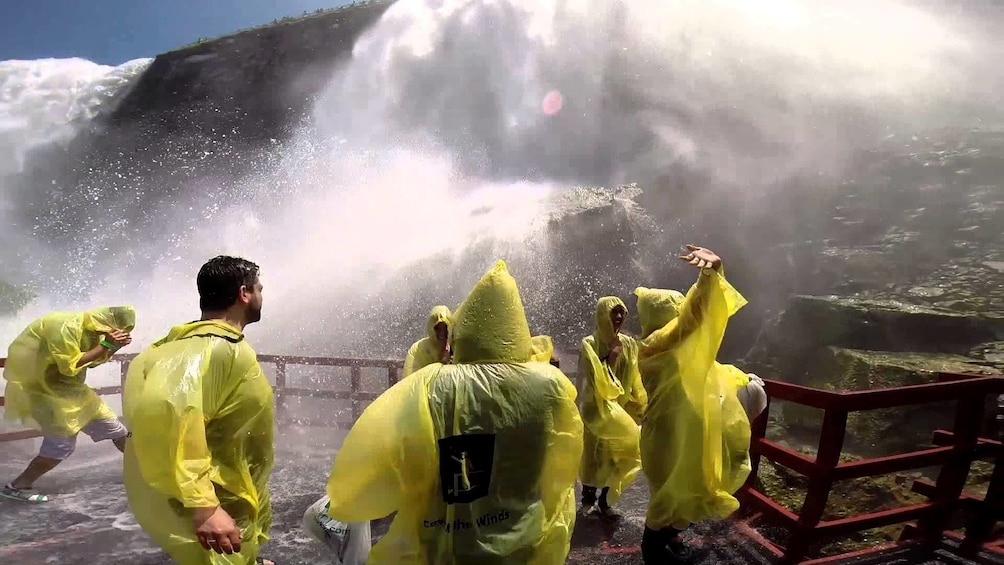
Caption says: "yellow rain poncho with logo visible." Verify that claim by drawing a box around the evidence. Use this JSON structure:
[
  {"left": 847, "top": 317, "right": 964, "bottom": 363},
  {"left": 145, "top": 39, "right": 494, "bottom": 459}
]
[
  {"left": 635, "top": 270, "right": 753, "bottom": 531},
  {"left": 577, "top": 297, "right": 644, "bottom": 505},
  {"left": 3, "top": 306, "right": 136, "bottom": 437},
  {"left": 326, "top": 261, "right": 583, "bottom": 565},
  {"left": 403, "top": 306, "right": 452, "bottom": 378},
  {"left": 122, "top": 320, "right": 275, "bottom": 565}
]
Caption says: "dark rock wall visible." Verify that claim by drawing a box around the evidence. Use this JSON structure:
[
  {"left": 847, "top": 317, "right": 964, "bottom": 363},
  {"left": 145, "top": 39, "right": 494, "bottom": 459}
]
[{"left": 6, "top": 1, "right": 1002, "bottom": 377}]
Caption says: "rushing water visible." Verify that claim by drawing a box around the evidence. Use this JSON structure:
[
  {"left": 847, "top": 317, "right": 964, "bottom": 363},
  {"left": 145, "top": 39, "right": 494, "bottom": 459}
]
[{"left": 0, "top": 0, "right": 1001, "bottom": 356}]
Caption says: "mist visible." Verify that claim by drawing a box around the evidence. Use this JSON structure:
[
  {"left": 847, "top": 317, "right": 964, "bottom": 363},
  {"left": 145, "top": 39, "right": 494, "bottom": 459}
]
[{"left": 1, "top": 0, "right": 1002, "bottom": 357}]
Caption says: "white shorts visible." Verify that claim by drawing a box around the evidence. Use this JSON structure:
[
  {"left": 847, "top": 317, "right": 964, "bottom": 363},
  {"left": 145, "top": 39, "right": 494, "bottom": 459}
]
[{"left": 39, "top": 418, "right": 129, "bottom": 461}]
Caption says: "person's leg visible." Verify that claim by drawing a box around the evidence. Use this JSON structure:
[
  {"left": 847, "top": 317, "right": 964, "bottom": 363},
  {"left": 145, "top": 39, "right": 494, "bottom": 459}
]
[
  {"left": 1, "top": 435, "right": 77, "bottom": 501},
  {"left": 580, "top": 485, "right": 598, "bottom": 509},
  {"left": 80, "top": 418, "right": 130, "bottom": 453},
  {"left": 9, "top": 455, "right": 62, "bottom": 489},
  {"left": 597, "top": 487, "right": 622, "bottom": 519},
  {"left": 641, "top": 524, "right": 692, "bottom": 564}
]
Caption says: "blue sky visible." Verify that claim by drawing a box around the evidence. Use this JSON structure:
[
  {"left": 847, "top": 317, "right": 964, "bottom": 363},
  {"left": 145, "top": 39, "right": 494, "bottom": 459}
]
[{"left": 0, "top": 0, "right": 357, "bottom": 65}]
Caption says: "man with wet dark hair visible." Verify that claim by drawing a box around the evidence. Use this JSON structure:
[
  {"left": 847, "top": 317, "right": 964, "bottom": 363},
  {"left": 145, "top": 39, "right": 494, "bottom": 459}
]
[
  {"left": 123, "top": 255, "right": 275, "bottom": 565},
  {"left": 197, "top": 255, "right": 263, "bottom": 319}
]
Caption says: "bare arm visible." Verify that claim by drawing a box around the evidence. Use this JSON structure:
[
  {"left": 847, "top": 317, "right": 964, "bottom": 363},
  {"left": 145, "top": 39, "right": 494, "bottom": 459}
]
[{"left": 640, "top": 246, "right": 723, "bottom": 356}]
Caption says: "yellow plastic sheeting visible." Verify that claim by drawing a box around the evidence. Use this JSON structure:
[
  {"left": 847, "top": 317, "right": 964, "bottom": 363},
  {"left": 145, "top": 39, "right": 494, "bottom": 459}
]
[
  {"left": 326, "top": 261, "right": 583, "bottom": 565},
  {"left": 635, "top": 270, "right": 752, "bottom": 530},
  {"left": 577, "top": 297, "right": 643, "bottom": 505},
  {"left": 404, "top": 306, "right": 453, "bottom": 378},
  {"left": 122, "top": 320, "right": 275, "bottom": 565},
  {"left": 3, "top": 306, "right": 136, "bottom": 437},
  {"left": 529, "top": 335, "right": 555, "bottom": 363}
]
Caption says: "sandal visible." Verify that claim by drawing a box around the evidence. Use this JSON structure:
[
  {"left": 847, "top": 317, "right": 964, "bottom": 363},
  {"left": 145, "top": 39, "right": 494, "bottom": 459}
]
[{"left": 1, "top": 484, "right": 50, "bottom": 503}]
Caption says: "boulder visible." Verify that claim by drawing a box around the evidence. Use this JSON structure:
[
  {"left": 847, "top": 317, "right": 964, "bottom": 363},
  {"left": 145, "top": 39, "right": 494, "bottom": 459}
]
[
  {"left": 745, "top": 294, "right": 1004, "bottom": 385},
  {"left": 780, "top": 347, "right": 1001, "bottom": 454}
]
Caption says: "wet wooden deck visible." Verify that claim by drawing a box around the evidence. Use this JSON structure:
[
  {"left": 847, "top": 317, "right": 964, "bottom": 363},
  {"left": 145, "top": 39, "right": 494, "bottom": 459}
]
[{"left": 0, "top": 429, "right": 997, "bottom": 565}]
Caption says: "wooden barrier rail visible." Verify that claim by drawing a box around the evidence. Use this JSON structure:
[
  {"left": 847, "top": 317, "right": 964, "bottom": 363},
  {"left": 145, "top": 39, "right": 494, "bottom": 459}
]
[
  {"left": 0, "top": 354, "right": 411, "bottom": 441},
  {"left": 740, "top": 371, "right": 1004, "bottom": 563},
  {"left": 0, "top": 352, "right": 584, "bottom": 437},
  {"left": 3, "top": 353, "right": 1002, "bottom": 561}
]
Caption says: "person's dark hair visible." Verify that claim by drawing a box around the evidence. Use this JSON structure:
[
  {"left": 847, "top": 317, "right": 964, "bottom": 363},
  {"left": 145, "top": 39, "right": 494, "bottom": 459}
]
[{"left": 197, "top": 256, "right": 260, "bottom": 311}]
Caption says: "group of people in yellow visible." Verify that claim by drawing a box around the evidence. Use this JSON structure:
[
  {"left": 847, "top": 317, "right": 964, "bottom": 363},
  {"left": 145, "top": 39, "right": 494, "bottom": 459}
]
[{"left": 1, "top": 245, "right": 767, "bottom": 565}]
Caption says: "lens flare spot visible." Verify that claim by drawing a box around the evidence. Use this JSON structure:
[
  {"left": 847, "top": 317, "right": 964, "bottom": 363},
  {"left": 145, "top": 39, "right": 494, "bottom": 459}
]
[{"left": 541, "top": 90, "right": 563, "bottom": 116}]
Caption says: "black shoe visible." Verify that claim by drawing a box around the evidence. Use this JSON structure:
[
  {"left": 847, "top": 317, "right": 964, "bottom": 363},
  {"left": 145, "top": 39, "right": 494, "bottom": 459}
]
[
  {"left": 597, "top": 504, "right": 622, "bottom": 521},
  {"left": 642, "top": 527, "right": 694, "bottom": 564},
  {"left": 667, "top": 537, "right": 695, "bottom": 562}
]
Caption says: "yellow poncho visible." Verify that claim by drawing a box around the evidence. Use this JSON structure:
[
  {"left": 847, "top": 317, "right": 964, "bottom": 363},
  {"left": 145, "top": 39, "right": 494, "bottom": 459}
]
[
  {"left": 635, "top": 270, "right": 753, "bottom": 530},
  {"left": 577, "top": 297, "right": 644, "bottom": 505},
  {"left": 122, "top": 320, "right": 275, "bottom": 565},
  {"left": 326, "top": 261, "right": 583, "bottom": 565},
  {"left": 403, "top": 306, "right": 452, "bottom": 378},
  {"left": 3, "top": 306, "right": 136, "bottom": 437},
  {"left": 529, "top": 335, "right": 555, "bottom": 364}
]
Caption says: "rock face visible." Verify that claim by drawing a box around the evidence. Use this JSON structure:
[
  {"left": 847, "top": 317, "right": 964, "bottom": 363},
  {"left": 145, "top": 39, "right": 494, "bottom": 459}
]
[
  {"left": 743, "top": 132, "right": 1004, "bottom": 454},
  {"left": 12, "top": 1, "right": 395, "bottom": 258},
  {"left": 4, "top": 2, "right": 1001, "bottom": 400},
  {"left": 779, "top": 347, "right": 1001, "bottom": 453}
]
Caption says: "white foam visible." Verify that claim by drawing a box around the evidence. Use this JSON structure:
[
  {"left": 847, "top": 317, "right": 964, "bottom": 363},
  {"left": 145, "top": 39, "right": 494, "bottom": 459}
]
[
  {"left": 0, "top": 57, "right": 151, "bottom": 173},
  {"left": 0, "top": 1, "right": 999, "bottom": 356}
]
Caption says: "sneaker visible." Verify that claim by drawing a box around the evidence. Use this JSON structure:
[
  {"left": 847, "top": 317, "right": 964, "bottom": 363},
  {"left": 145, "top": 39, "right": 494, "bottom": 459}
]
[
  {"left": 0, "top": 484, "right": 49, "bottom": 503},
  {"left": 598, "top": 505, "right": 622, "bottom": 521}
]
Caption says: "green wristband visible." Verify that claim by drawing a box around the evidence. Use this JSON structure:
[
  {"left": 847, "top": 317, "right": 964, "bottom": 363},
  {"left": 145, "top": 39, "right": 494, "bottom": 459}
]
[{"left": 100, "top": 340, "right": 118, "bottom": 351}]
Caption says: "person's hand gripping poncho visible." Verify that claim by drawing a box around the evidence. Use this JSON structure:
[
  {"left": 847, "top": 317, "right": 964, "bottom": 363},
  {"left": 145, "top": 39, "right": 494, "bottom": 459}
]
[
  {"left": 325, "top": 261, "right": 584, "bottom": 565},
  {"left": 635, "top": 269, "right": 753, "bottom": 531},
  {"left": 122, "top": 321, "right": 275, "bottom": 565},
  {"left": 403, "top": 306, "right": 452, "bottom": 378},
  {"left": 577, "top": 297, "right": 645, "bottom": 506},
  {"left": 3, "top": 306, "right": 136, "bottom": 437}
]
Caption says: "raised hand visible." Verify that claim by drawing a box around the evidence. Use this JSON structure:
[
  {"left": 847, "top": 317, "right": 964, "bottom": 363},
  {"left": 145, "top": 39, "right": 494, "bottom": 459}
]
[{"left": 678, "top": 244, "right": 722, "bottom": 271}]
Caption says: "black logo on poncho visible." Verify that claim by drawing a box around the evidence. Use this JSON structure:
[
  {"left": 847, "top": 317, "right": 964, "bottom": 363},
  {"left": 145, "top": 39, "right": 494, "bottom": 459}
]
[{"left": 437, "top": 433, "right": 495, "bottom": 504}]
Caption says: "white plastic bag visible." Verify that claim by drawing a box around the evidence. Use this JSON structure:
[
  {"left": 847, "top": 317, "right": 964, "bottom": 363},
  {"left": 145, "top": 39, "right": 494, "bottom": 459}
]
[
  {"left": 302, "top": 495, "right": 371, "bottom": 565},
  {"left": 737, "top": 373, "right": 768, "bottom": 421}
]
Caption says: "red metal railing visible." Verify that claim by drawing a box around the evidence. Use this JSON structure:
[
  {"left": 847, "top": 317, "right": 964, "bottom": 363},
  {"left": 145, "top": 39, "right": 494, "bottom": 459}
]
[
  {"left": 740, "top": 372, "right": 1004, "bottom": 563},
  {"left": 7, "top": 353, "right": 999, "bottom": 562}
]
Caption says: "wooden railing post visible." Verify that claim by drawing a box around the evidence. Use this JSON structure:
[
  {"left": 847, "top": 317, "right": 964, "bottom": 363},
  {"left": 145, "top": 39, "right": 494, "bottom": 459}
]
[
  {"left": 917, "top": 394, "right": 985, "bottom": 547},
  {"left": 350, "top": 365, "right": 362, "bottom": 422},
  {"left": 786, "top": 408, "right": 848, "bottom": 562},
  {"left": 119, "top": 359, "right": 131, "bottom": 389},
  {"left": 274, "top": 358, "right": 287, "bottom": 426},
  {"left": 745, "top": 396, "right": 772, "bottom": 490},
  {"left": 960, "top": 449, "right": 1003, "bottom": 555}
]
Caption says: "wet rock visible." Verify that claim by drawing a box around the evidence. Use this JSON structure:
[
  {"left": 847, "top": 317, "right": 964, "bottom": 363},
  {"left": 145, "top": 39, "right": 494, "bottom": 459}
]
[
  {"left": 755, "top": 458, "right": 931, "bottom": 556},
  {"left": 0, "top": 280, "right": 32, "bottom": 316},
  {"left": 745, "top": 295, "right": 1004, "bottom": 385},
  {"left": 971, "top": 342, "right": 1004, "bottom": 368},
  {"left": 780, "top": 347, "right": 1001, "bottom": 454}
]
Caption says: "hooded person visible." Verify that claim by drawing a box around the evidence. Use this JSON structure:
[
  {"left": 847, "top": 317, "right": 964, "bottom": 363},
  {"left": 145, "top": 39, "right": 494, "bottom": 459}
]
[
  {"left": 2, "top": 306, "right": 135, "bottom": 502},
  {"left": 529, "top": 335, "right": 555, "bottom": 364},
  {"left": 403, "top": 306, "right": 452, "bottom": 378},
  {"left": 324, "top": 260, "right": 583, "bottom": 565},
  {"left": 122, "top": 256, "right": 275, "bottom": 565},
  {"left": 633, "top": 245, "right": 754, "bottom": 564},
  {"left": 577, "top": 297, "right": 645, "bottom": 519}
]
